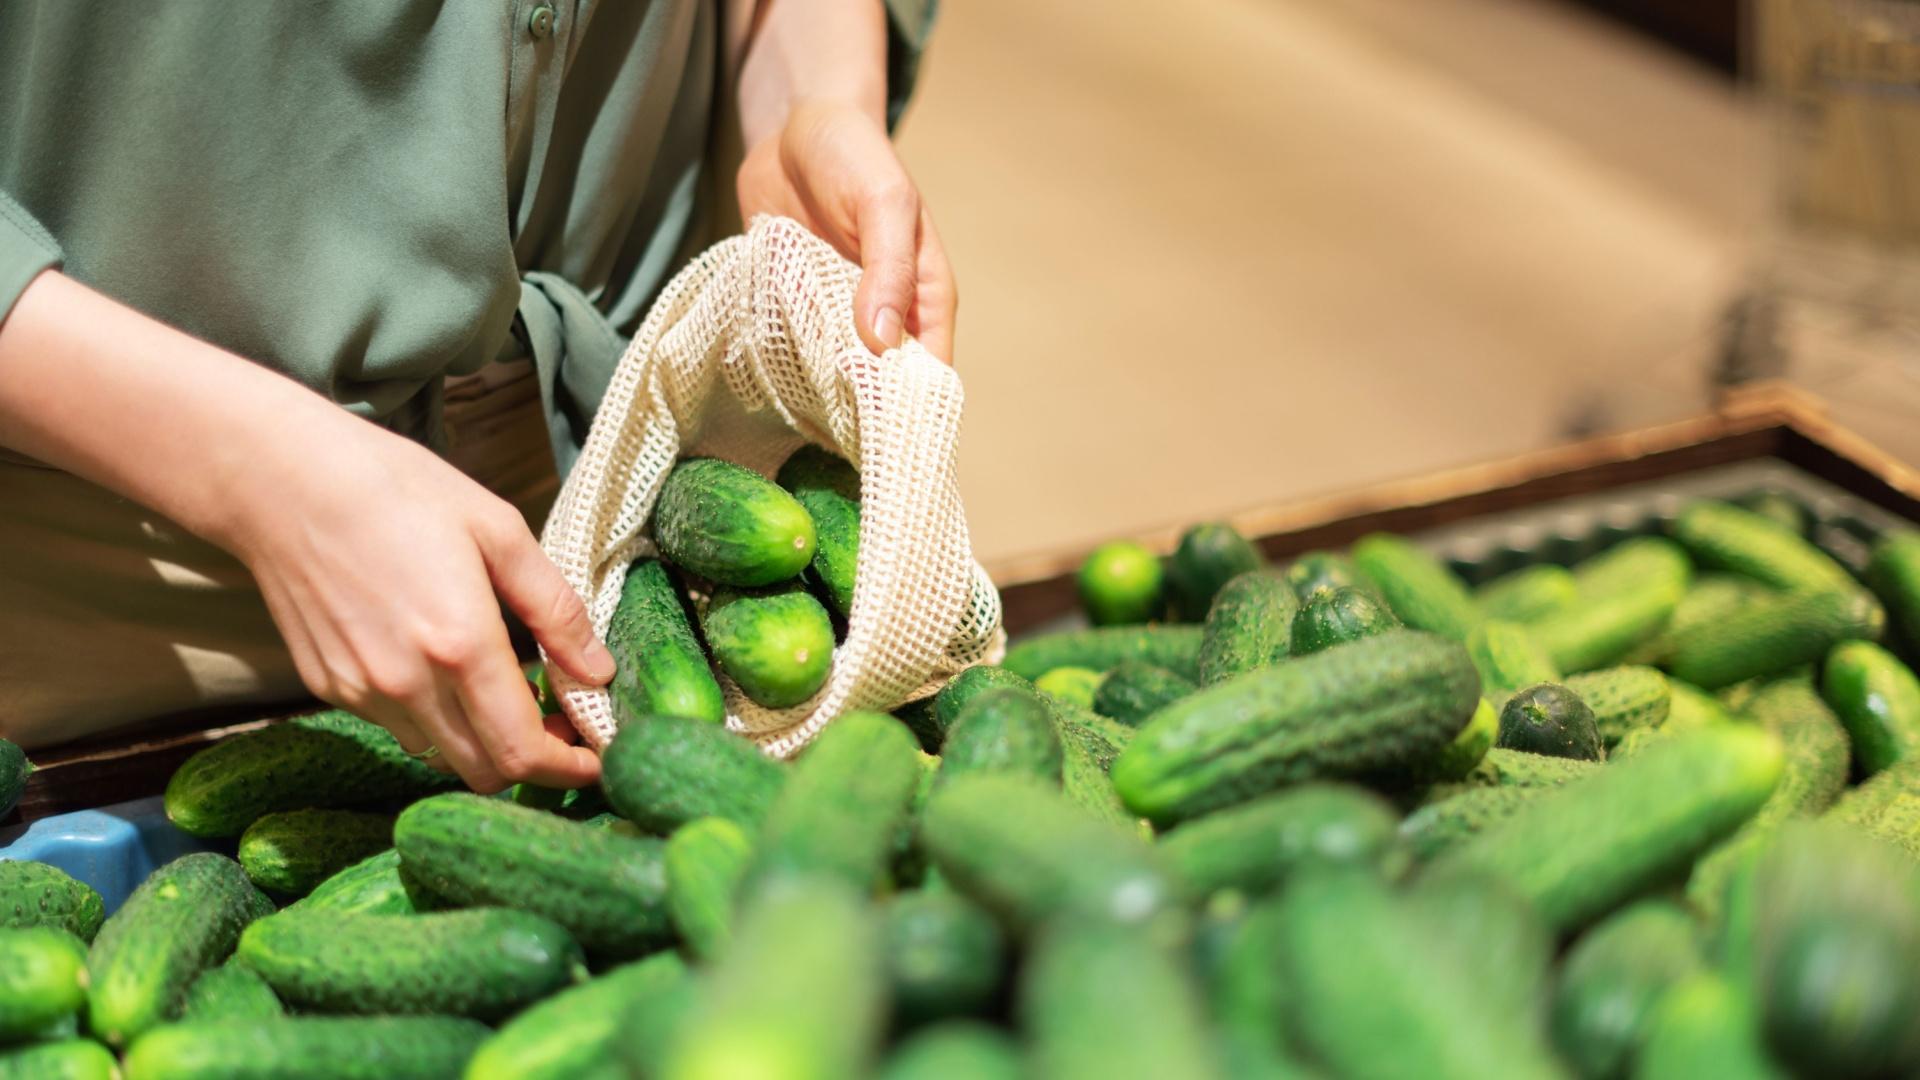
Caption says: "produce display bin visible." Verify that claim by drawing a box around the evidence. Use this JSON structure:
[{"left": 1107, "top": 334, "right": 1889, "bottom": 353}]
[{"left": 0, "top": 796, "right": 222, "bottom": 915}]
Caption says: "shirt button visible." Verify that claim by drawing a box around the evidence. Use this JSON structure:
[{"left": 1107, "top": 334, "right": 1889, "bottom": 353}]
[{"left": 528, "top": 4, "right": 555, "bottom": 39}]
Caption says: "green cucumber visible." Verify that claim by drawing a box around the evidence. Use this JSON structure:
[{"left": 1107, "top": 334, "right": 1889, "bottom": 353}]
[
  {"left": 289, "top": 849, "right": 427, "bottom": 916},
  {"left": 1423, "top": 696, "right": 1499, "bottom": 781},
  {"left": 744, "top": 711, "right": 921, "bottom": 894},
  {"left": 0, "top": 1039, "right": 118, "bottom": 1080},
  {"left": 1637, "top": 974, "right": 1789, "bottom": 1080},
  {"left": 1565, "top": 666, "right": 1670, "bottom": 747},
  {"left": 180, "top": 964, "right": 283, "bottom": 1023},
  {"left": 0, "top": 928, "right": 87, "bottom": 1042},
  {"left": 1476, "top": 563, "right": 1579, "bottom": 624},
  {"left": 1195, "top": 570, "right": 1296, "bottom": 685},
  {"left": 1497, "top": 683, "right": 1603, "bottom": 761},
  {"left": 664, "top": 817, "right": 751, "bottom": 961},
  {"left": 122, "top": 1017, "right": 490, "bottom": 1080},
  {"left": 777, "top": 446, "right": 861, "bottom": 620},
  {"left": 466, "top": 952, "right": 689, "bottom": 1080},
  {"left": 1430, "top": 725, "right": 1784, "bottom": 931},
  {"left": 1001, "top": 625, "right": 1204, "bottom": 682},
  {"left": 237, "top": 809, "right": 392, "bottom": 896},
  {"left": 1023, "top": 921, "right": 1222, "bottom": 1080},
  {"left": 1573, "top": 536, "right": 1694, "bottom": 600},
  {"left": 1448, "top": 747, "right": 1603, "bottom": 792},
  {"left": 1350, "top": 534, "right": 1481, "bottom": 641},
  {"left": 606, "top": 558, "right": 726, "bottom": 726},
  {"left": 599, "top": 713, "right": 786, "bottom": 833},
  {"left": 884, "top": 889, "right": 1006, "bottom": 1026},
  {"left": 1033, "top": 666, "right": 1103, "bottom": 709},
  {"left": 1282, "top": 550, "right": 1375, "bottom": 603},
  {"left": 1113, "top": 630, "right": 1481, "bottom": 825},
  {"left": 1669, "top": 678, "right": 1734, "bottom": 729},
  {"left": 1668, "top": 588, "right": 1884, "bottom": 690},
  {"left": 1868, "top": 529, "right": 1920, "bottom": 648},
  {"left": 1288, "top": 585, "right": 1399, "bottom": 656},
  {"left": 0, "top": 740, "right": 28, "bottom": 820},
  {"left": 511, "top": 782, "right": 569, "bottom": 812},
  {"left": 1158, "top": 783, "right": 1399, "bottom": 896},
  {"left": 878, "top": 1023, "right": 1023, "bottom": 1080},
  {"left": 1167, "top": 522, "right": 1264, "bottom": 622},
  {"left": 1625, "top": 574, "right": 1774, "bottom": 665},
  {"left": 1077, "top": 540, "right": 1166, "bottom": 626},
  {"left": 1828, "top": 757, "right": 1920, "bottom": 855},
  {"left": 1739, "top": 491, "right": 1809, "bottom": 535},
  {"left": 88, "top": 853, "right": 273, "bottom": 1046},
  {"left": 651, "top": 457, "right": 816, "bottom": 587},
  {"left": 938, "top": 688, "right": 1061, "bottom": 788},
  {"left": 1674, "top": 501, "right": 1854, "bottom": 594},
  {"left": 1405, "top": 869, "right": 1554, "bottom": 1024},
  {"left": 704, "top": 584, "right": 834, "bottom": 709},
  {"left": 920, "top": 773, "right": 1181, "bottom": 931},
  {"left": 930, "top": 666, "right": 1035, "bottom": 742},
  {"left": 1196, "top": 900, "right": 1311, "bottom": 1076},
  {"left": 1550, "top": 900, "right": 1702, "bottom": 1080},
  {"left": 1047, "top": 700, "right": 1139, "bottom": 829},
  {"left": 1092, "top": 661, "right": 1196, "bottom": 726},
  {"left": 1399, "top": 785, "right": 1548, "bottom": 861},
  {"left": 236, "top": 907, "right": 581, "bottom": 1020},
  {"left": 0, "top": 862, "right": 104, "bottom": 941},
  {"left": 1821, "top": 640, "right": 1920, "bottom": 774},
  {"left": 163, "top": 710, "right": 458, "bottom": 839},
  {"left": 1467, "top": 620, "right": 1561, "bottom": 698}
]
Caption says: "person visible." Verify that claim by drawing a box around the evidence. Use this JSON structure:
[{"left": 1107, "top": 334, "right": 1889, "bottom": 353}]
[{"left": 0, "top": 0, "right": 955, "bottom": 793}]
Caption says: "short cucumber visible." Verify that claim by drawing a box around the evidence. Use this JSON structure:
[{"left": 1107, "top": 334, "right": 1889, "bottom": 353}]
[
  {"left": 1421, "top": 696, "right": 1499, "bottom": 782},
  {"left": 1399, "top": 785, "right": 1548, "bottom": 861},
  {"left": 1405, "top": 869, "right": 1554, "bottom": 1024},
  {"left": 1466, "top": 620, "right": 1561, "bottom": 698},
  {"left": 1282, "top": 550, "right": 1376, "bottom": 603},
  {"left": 1820, "top": 639, "right": 1920, "bottom": 774},
  {"left": 122, "top": 1017, "right": 491, "bottom": 1080},
  {"left": 1637, "top": 974, "right": 1790, "bottom": 1080},
  {"left": 1827, "top": 756, "right": 1920, "bottom": 856},
  {"left": 88, "top": 853, "right": 273, "bottom": 1046},
  {"left": 1157, "top": 783, "right": 1400, "bottom": 897},
  {"left": 1046, "top": 698, "right": 1140, "bottom": 828},
  {"left": 1091, "top": 661, "right": 1196, "bottom": 726},
  {"left": 1668, "top": 587, "right": 1885, "bottom": 690},
  {"left": 0, "top": 740, "right": 28, "bottom": 820},
  {"left": 1077, "top": 540, "right": 1166, "bottom": 626},
  {"left": 179, "top": 964, "right": 283, "bottom": 1023},
  {"left": 1196, "top": 900, "right": 1311, "bottom": 1076},
  {"left": 288, "top": 848, "right": 433, "bottom": 917},
  {"left": 878, "top": 1023, "right": 1023, "bottom": 1080},
  {"left": 651, "top": 457, "right": 816, "bottom": 587},
  {"left": 0, "top": 1039, "right": 118, "bottom": 1080},
  {"left": 1350, "top": 534, "right": 1481, "bottom": 641},
  {"left": 1625, "top": 574, "right": 1774, "bottom": 666},
  {"left": 664, "top": 817, "right": 752, "bottom": 961},
  {"left": 1196, "top": 570, "right": 1296, "bottom": 685},
  {"left": 1288, "top": 585, "right": 1399, "bottom": 656},
  {"left": 884, "top": 889, "right": 1006, "bottom": 1026},
  {"left": 1476, "top": 563, "right": 1578, "bottom": 624},
  {"left": 743, "top": 711, "right": 922, "bottom": 895},
  {"left": 1867, "top": 529, "right": 1920, "bottom": 648},
  {"left": 1674, "top": 501, "right": 1854, "bottom": 593},
  {"left": 466, "top": 952, "right": 689, "bottom": 1080},
  {"left": 1446, "top": 746, "right": 1603, "bottom": 792},
  {"left": 1668, "top": 678, "right": 1735, "bottom": 729},
  {"left": 1565, "top": 665, "right": 1670, "bottom": 747},
  {"left": 938, "top": 688, "right": 1061, "bottom": 789},
  {"left": 0, "top": 927, "right": 88, "bottom": 1042},
  {"left": 1167, "top": 522, "right": 1264, "bottom": 622},
  {"left": 237, "top": 809, "right": 392, "bottom": 896},
  {"left": 1573, "top": 536, "right": 1694, "bottom": 600},
  {"left": 1497, "top": 683, "right": 1604, "bottom": 761},
  {"left": 1032, "top": 666, "right": 1103, "bottom": 709},
  {"left": 1739, "top": 491, "right": 1809, "bottom": 535},
  {"left": 0, "top": 862, "right": 104, "bottom": 941},
  {"left": 1023, "top": 921, "right": 1222, "bottom": 1080},
  {"left": 606, "top": 558, "right": 726, "bottom": 726},
  {"left": 930, "top": 666, "right": 1036, "bottom": 743},
  {"left": 704, "top": 583, "right": 835, "bottom": 709},
  {"left": 777, "top": 445, "right": 861, "bottom": 620},
  {"left": 1550, "top": 900, "right": 1702, "bottom": 1080},
  {"left": 599, "top": 713, "right": 787, "bottom": 833},
  {"left": 1001, "top": 625, "right": 1204, "bottom": 682}
]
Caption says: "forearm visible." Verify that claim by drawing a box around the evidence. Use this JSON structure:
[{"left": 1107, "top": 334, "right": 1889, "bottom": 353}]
[{"left": 737, "top": 0, "right": 889, "bottom": 147}]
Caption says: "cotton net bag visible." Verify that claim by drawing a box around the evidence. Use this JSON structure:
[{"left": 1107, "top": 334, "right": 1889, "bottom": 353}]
[{"left": 539, "top": 215, "right": 1004, "bottom": 758}]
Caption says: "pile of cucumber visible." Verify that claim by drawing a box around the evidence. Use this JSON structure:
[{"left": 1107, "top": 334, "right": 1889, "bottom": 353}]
[{"left": 7, "top": 493, "right": 1920, "bottom": 1078}]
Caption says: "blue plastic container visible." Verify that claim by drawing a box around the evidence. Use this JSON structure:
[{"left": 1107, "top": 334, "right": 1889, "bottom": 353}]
[{"left": 0, "top": 796, "right": 225, "bottom": 915}]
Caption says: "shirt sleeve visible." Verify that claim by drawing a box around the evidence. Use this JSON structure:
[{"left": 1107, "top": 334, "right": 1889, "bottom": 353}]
[
  {"left": 883, "top": 0, "right": 939, "bottom": 130},
  {"left": 0, "top": 191, "right": 61, "bottom": 325}
]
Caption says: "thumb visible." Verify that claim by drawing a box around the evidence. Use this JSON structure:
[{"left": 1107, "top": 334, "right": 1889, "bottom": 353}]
[
  {"left": 853, "top": 184, "right": 921, "bottom": 356},
  {"left": 475, "top": 511, "right": 616, "bottom": 687}
]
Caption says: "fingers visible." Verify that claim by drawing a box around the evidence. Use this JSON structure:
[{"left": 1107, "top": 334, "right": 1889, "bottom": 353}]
[
  {"left": 456, "top": 634, "right": 602, "bottom": 791},
  {"left": 473, "top": 504, "right": 615, "bottom": 687},
  {"left": 852, "top": 180, "right": 922, "bottom": 357},
  {"left": 909, "top": 207, "right": 958, "bottom": 364}
]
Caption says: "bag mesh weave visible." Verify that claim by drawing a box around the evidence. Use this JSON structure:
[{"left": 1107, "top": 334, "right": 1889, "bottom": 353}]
[{"left": 540, "top": 215, "right": 1003, "bottom": 758}]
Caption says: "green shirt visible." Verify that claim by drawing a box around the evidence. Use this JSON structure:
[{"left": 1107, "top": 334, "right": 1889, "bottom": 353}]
[{"left": 0, "top": 0, "right": 931, "bottom": 475}]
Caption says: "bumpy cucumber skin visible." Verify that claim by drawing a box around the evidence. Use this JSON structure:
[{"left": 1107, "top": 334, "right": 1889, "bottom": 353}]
[
  {"left": 1627, "top": 574, "right": 1774, "bottom": 666},
  {"left": 237, "top": 908, "right": 581, "bottom": 1020},
  {"left": 652, "top": 457, "right": 816, "bottom": 587},
  {"left": 1497, "top": 683, "right": 1604, "bottom": 761},
  {"left": 1675, "top": 501, "right": 1854, "bottom": 594},
  {"left": 238, "top": 809, "right": 393, "bottom": 896},
  {"left": 1550, "top": 900, "right": 1701, "bottom": 1080},
  {"left": 1432, "top": 726, "right": 1785, "bottom": 932},
  {"left": 1467, "top": 620, "right": 1561, "bottom": 697},
  {"left": 939, "top": 688, "right": 1062, "bottom": 789},
  {"left": 1442, "top": 747, "right": 1603, "bottom": 793},
  {"left": 1033, "top": 666, "right": 1103, "bottom": 709},
  {"left": 1669, "top": 588, "right": 1884, "bottom": 690},
  {"left": 1077, "top": 540, "right": 1167, "bottom": 626},
  {"left": 1350, "top": 534, "right": 1481, "bottom": 642},
  {"left": 1420, "top": 697, "right": 1499, "bottom": 782},
  {"left": 1476, "top": 563, "right": 1579, "bottom": 624},
  {"left": 1573, "top": 536, "right": 1694, "bottom": 598},
  {"left": 1282, "top": 550, "right": 1375, "bottom": 604},
  {"left": 664, "top": 817, "right": 752, "bottom": 961},
  {"left": 1196, "top": 570, "right": 1296, "bottom": 686},
  {"left": 1092, "top": 661, "right": 1196, "bottom": 726},
  {"left": 1399, "top": 785, "right": 1547, "bottom": 861},
  {"left": 0, "top": 927, "right": 87, "bottom": 1042},
  {"left": 1114, "top": 630, "right": 1481, "bottom": 825},
  {"left": 705, "top": 584, "right": 835, "bottom": 709},
  {"left": 1638, "top": 975, "right": 1790, "bottom": 1080},
  {"left": 1167, "top": 522, "right": 1265, "bottom": 622},
  {"left": 288, "top": 849, "right": 425, "bottom": 917},
  {"left": 606, "top": 559, "right": 726, "bottom": 726},
  {"left": 88, "top": 853, "right": 273, "bottom": 1046},
  {"left": 0, "top": 739, "right": 27, "bottom": 819},
  {"left": 884, "top": 889, "right": 1006, "bottom": 1026},
  {"left": 1566, "top": 666, "right": 1671, "bottom": 748},
  {"left": 931, "top": 666, "right": 1037, "bottom": 742},
  {"left": 163, "top": 710, "right": 458, "bottom": 839},
  {"left": 745, "top": 712, "right": 922, "bottom": 895},
  {"left": 600, "top": 713, "right": 787, "bottom": 834},
  {"left": 878, "top": 1023, "right": 1024, "bottom": 1080},
  {"left": 0, "top": 1039, "right": 119, "bottom": 1080},
  {"left": 467, "top": 953, "right": 689, "bottom": 1080},
  {"left": 0, "top": 861, "right": 104, "bottom": 941},
  {"left": 1289, "top": 586, "right": 1399, "bottom": 656},
  {"left": 1022, "top": 922, "right": 1222, "bottom": 1080},
  {"left": 122, "top": 1017, "right": 491, "bottom": 1080},
  {"left": 180, "top": 964, "right": 284, "bottom": 1023},
  {"left": 1045, "top": 698, "right": 1141, "bottom": 828},
  {"left": 1868, "top": 530, "right": 1920, "bottom": 648},
  {"left": 778, "top": 446, "right": 862, "bottom": 620},
  {"left": 1537, "top": 582, "right": 1686, "bottom": 675},
  {"left": 1821, "top": 640, "right": 1920, "bottom": 774},
  {"left": 1002, "top": 625, "right": 1205, "bottom": 682},
  {"left": 1828, "top": 757, "right": 1920, "bottom": 856},
  {"left": 1159, "top": 783, "right": 1399, "bottom": 896}
]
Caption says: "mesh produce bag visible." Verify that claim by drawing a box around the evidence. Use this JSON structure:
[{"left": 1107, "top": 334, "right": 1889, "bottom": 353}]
[{"left": 540, "top": 216, "right": 1004, "bottom": 758}]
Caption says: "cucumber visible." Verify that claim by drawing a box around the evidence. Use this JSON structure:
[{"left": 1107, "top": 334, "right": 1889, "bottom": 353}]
[
  {"left": 744, "top": 711, "right": 921, "bottom": 894},
  {"left": 1625, "top": 574, "right": 1774, "bottom": 665},
  {"left": 1637, "top": 975, "right": 1790, "bottom": 1080},
  {"left": 878, "top": 1023, "right": 1023, "bottom": 1080},
  {"left": 1288, "top": 585, "right": 1399, "bottom": 656},
  {"left": 1113, "top": 630, "right": 1481, "bottom": 825},
  {"left": 1828, "top": 757, "right": 1920, "bottom": 855},
  {"left": 663, "top": 817, "right": 751, "bottom": 961},
  {"left": 288, "top": 849, "right": 428, "bottom": 917},
  {"left": 465, "top": 952, "right": 688, "bottom": 1080},
  {"left": 1399, "top": 785, "right": 1547, "bottom": 861},
  {"left": 1350, "top": 534, "right": 1481, "bottom": 641},
  {"left": 1739, "top": 491, "right": 1809, "bottom": 535},
  {"left": 1423, "top": 696, "right": 1499, "bottom": 781},
  {"left": 1022, "top": 923, "right": 1223, "bottom": 1080},
  {"left": 599, "top": 713, "right": 786, "bottom": 833},
  {"left": 1674, "top": 501, "right": 1854, "bottom": 594},
  {"left": 0, "top": 927, "right": 87, "bottom": 1042},
  {"left": 1668, "top": 587, "right": 1884, "bottom": 690},
  {"left": 1196, "top": 570, "right": 1296, "bottom": 685},
  {"left": 661, "top": 874, "right": 883, "bottom": 1080},
  {"left": 651, "top": 457, "right": 816, "bottom": 587},
  {"left": 1405, "top": 869, "right": 1553, "bottom": 1023},
  {"left": 1167, "top": 522, "right": 1264, "bottom": 622},
  {"left": 1467, "top": 620, "right": 1561, "bottom": 698},
  {"left": 1668, "top": 678, "right": 1734, "bottom": 729},
  {"left": 1033, "top": 666, "right": 1103, "bottom": 709},
  {"left": 1820, "top": 639, "right": 1920, "bottom": 774},
  {"left": 1448, "top": 747, "right": 1603, "bottom": 792},
  {"left": 0, "top": 1040, "right": 118, "bottom": 1080},
  {"left": 1497, "top": 683, "right": 1604, "bottom": 761},
  {"left": 88, "top": 853, "right": 273, "bottom": 1046},
  {"left": 0, "top": 862, "right": 104, "bottom": 941},
  {"left": 1091, "top": 661, "right": 1196, "bottom": 727},
  {"left": 938, "top": 688, "right": 1061, "bottom": 789},
  {"left": 704, "top": 583, "right": 834, "bottom": 709},
  {"left": 1867, "top": 529, "right": 1920, "bottom": 648},
  {"left": 122, "top": 1017, "right": 490, "bottom": 1080},
  {"left": 1196, "top": 900, "right": 1310, "bottom": 1076},
  {"left": 884, "top": 889, "right": 1006, "bottom": 1026},
  {"left": 1158, "top": 783, "right": 1400, "bottom": 897},
  {"left": 511, "top": 782, "right": 569, "bottom": 812},
  {"left": 1077, "top": 540, "right": 1166, "bottom": 626},
  {"left": 1565, "top": 666, "right": 1670, "bottom": 747},
  {"left": 394, "top": 792, "right": 670, "bottom": 959},
  {"left": 163, "top": 710, "right": 458, "bottom": 838},
  {"left": 237, "top": 809, "right": 392, "bottom": 896},
  {"left": 1550, "top": 900, "right": 1701, "bottom": 1080},
  {"left": 777, "top": 446, "right": 861, "bottom": 620},
  {"left": 1476, "top": 563, "right": 1578, "bottom": 624},
  {"left": 1430, "top": 726, "right": 1784, "bottom": 931},
  {"left": 1001, "top": 625, "right": 1204, "bottom": 682},
  {"left": 930, "top": 666, "right": 1036, "bottom": 744},
  {"left": 0, "top": 740, "right": 28, "bottom": 820},
  {"left": 920, "top": 773, "right": 1181, "bottom": 931},
  {"left": 180, "top": 964, "right": 283, "bottom": 1023},
  {"left": 1573, "top": 536, "right": 1694, "bottom": 599},
  {"left": 236, "top": 907, "right": 581, "bottom": 1020},
  {"left": 606, "top": 558, "right": 726, "bottom": 726},
  {"left": 1046, "top": 699, "right": 1139, "bottom": 829},
  {"left": 1282, "top": 550, "right": 1375, "bottom": 603}
]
